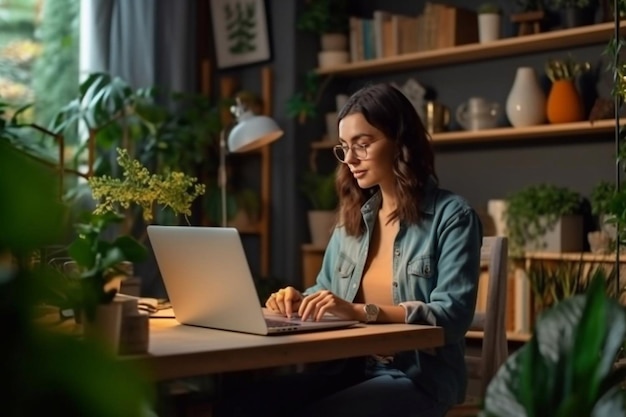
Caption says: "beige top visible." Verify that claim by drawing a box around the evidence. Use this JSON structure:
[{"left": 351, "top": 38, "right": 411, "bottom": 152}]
[{"left": 356, "top": 211, "right": 398, "bottom": 305}]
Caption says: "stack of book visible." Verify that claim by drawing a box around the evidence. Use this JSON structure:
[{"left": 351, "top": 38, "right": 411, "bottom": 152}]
[{"left": 348, "top": 2, "right": 479, "bottom": 62}]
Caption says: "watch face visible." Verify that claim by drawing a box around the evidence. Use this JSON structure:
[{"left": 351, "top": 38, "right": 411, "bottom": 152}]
[
  {"left": 365, "top": 304, "right": 379, "bottom": 322},
  {"left": 365, "top": 304, "right": 379, "bottom": 315}
]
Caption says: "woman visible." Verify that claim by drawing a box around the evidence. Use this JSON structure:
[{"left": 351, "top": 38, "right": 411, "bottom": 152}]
[{"left": 217, "top": 83, "right": 482, "bottom": 417}]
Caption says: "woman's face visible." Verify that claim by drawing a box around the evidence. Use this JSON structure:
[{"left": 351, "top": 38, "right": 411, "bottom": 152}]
[{"left": 337, "top": 112, "right": 396, "bottom": 190}]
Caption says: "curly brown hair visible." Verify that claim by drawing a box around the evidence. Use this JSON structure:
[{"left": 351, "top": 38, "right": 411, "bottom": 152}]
[{"left": 336, "top": 83, "right": 437, "bottom": 236}]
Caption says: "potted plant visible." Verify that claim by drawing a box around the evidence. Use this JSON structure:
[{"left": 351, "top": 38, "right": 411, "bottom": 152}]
[
  {"left": 548, "top": 0, "right": 598, "bottom": 27},
  {"left": 477, "top": 3, "right": 502, "bottom": 43},
  {"left": 504, "top": 183, "right": 583, "bottom": 255},
  {"left": 296, "top": 0, "right": 349, "bottom": 67},
  {"left": 480, "top": 272, "right": 626, "bottom": 417},
  {"left": 287, "top": 70, "right": 322, "bottom": 125},
  {"left": 300, "top": 170, "right": 338, "bottom": 248},
  {"left": 588, "top": 180, "right": 617, "bottom": 252}
]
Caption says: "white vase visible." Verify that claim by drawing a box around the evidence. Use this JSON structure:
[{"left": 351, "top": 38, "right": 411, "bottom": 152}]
[
  {"left": 487, "top": 199, "right": 508, "bottom": 237},
  {"left": 505, "top": 67, "right": 546, "bottom": 128},
  {"left": 478, "top": 14, "right": 501, "bottom": 43}
]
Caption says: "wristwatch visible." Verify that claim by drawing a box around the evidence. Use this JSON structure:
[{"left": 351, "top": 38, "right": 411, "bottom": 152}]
[{"left": 363, "top": 303, "right": 380, "bottom": 323}]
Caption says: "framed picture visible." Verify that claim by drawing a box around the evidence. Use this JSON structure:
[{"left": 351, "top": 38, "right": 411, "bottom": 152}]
[{"left": 210, "top": 0, "right": 272, "bottom": 70}]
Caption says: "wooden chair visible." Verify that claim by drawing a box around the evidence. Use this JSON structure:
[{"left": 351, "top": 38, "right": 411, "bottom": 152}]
[{"left": 446, "top": 236, "right": 509, "bottom": 417}]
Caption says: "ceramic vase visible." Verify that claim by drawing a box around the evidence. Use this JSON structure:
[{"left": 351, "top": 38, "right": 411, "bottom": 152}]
[
  {"left": 546, "top": 79, "right": 585, "bottom": 124},
  {"left": 505, "top": 67, "right": 546, "bottom": 127}
]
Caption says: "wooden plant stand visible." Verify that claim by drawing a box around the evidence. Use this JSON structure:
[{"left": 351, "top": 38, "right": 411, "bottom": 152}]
[{"left": 510, "top": 11, "right": 545, "bottom": 36}]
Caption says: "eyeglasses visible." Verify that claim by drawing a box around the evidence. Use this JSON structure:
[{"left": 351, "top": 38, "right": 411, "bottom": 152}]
[{"left": 333, "top": 143, "right": 371, "bottom": 163}]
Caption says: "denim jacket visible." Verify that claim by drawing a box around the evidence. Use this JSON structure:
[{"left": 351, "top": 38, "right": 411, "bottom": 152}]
[{"left": 305, "top": 179, "right": 482, "bottom": 406}]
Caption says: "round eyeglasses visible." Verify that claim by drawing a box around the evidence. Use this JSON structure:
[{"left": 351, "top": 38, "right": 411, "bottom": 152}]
[{"left": 333, "top": 143, "right": 370, "bottom": 163}]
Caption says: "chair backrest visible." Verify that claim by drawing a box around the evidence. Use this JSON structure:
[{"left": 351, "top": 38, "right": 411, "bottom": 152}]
[{"left": 470, "top": 236, "right": 509, "bottom": 397}]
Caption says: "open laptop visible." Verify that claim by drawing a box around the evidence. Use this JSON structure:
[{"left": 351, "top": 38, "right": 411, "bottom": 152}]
[{"left": 147, "top": 225, "right": 359, "bottom": 335}]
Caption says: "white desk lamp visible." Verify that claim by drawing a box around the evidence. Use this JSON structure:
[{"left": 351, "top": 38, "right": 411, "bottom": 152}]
[{"left": 219, "top": 98, "right": 284, "bottom": 227}]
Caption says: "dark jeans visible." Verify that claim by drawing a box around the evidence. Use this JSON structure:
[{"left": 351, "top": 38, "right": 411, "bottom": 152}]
[{"left": 212, "top": 358, "right": 449, "bottom": 417}]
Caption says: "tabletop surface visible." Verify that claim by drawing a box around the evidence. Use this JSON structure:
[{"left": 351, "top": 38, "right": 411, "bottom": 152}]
[{"left": 124, "top": 318, "right": 445, "bottom": 381}]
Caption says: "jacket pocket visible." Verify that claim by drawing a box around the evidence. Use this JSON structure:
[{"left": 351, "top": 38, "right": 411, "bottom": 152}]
[
  {"left": 407, "top": 255, "right": 433, "bottom": 279},
  {"left": 335, "top": 253, "right": 356, "bottom": 279}
]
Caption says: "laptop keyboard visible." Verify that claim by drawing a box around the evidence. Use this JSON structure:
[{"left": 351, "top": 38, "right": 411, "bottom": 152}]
[{"left": 265, "top": 318, "right": 301, "bottom": 328}]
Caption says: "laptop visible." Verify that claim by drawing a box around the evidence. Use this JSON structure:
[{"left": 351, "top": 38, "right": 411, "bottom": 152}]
[{"left": 147, "top": 225, "right": 359, "bottom": 335}]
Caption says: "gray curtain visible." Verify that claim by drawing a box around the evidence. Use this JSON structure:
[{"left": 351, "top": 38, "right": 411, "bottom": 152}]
[{"left": 80, "top": 0, "right": 196, "bottom": 93}]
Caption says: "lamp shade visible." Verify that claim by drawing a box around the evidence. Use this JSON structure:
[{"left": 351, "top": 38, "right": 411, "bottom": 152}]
[{"left": 227, "top": 110, "right": 284, "bottom": 153}]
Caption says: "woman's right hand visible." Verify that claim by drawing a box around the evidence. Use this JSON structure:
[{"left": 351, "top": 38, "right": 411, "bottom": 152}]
[{"left": 265, "top": 286, "right": 303, "bottom": 318}]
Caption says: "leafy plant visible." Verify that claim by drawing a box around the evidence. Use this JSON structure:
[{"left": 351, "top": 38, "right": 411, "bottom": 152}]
[
  {"left": 68, "top": 211, "right": 148, "bottom": 321},
  {"left": 88, "top": 147, "right": 206, "bottom": 227},
  {"left": 296, "top": 0, "right": 349, "bottom": 35},
  {"left": 515, "top": 0, "right": 545, "bottom": 12},
  {"left": 545, "top": 55, "right": 591, "bottom": 81},
  {"left": 591, "top": 180, "right": 617, "bottom": 217},
  {"left": 0, "top": 139, "right": 154, "bottom": 416},
  {"left": 300, "top": 170, "right": 338, "bottom": 211},
  {"left": 480, "top": 272, "right": 626, "bottom": 417},
  {"left": 478, "top": 3, "right": 502, "bottom": 14},
  {"left": 548, "top": 0, "right": 596, "bottom": 9},
  {"left": 504, "top": 183, "right": 582, "bottom": 254},
  {"left": 526, "top": 257, "right": 618, "bottom": 314},
  {"left": 287, "top": 70, "right": 323, "bottom": 124}
]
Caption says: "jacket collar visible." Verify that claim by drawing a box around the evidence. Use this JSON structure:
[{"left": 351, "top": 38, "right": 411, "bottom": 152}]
[{"left": 361, "top": 176, "right": 437, "bottom": 217}]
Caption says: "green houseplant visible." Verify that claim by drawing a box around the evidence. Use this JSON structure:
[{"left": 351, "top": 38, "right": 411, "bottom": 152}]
[
  {"left": 296, "top": 0, "right": 348, "bottom": 35},
  {"left": 504, "top": 183, "right": 582, "bottom": 254},
  {"left": 301, "top": 170, "right": 338, "bottom": 247},
  {"left": 480, "top": 272, "right": 626, "bottom": 417},
  {"left": 0, "top": 138, "right": 154, "bottom": 416},
  {"left": 478, "top": 3, "right": 502, "bottom": 14},
  {"left": 300, "top": 170, "right": 338, "bottom": 211}
]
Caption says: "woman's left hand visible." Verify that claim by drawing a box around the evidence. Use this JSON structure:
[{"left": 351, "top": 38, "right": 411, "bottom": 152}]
[{"left": 298, "top": 290, "right": 356, "bottom": 322}]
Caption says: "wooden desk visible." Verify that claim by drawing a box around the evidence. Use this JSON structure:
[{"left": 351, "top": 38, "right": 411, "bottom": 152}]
[{"left": 127, "top": 319, "right": 444, "bottom": 381}]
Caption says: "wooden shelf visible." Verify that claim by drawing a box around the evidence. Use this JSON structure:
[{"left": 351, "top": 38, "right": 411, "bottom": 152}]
[
  {"left": 466, "top": 330, "right": 531, "bottom": 343},
  {"left": 316, "top": 21, "right": 626, "bottom": 77},
  {"left": 430, "top": 118, "right": 621, "bottom": 145},
  {"left": 522, "top": 251, "right": 626, "bottom": 262},
  {"left": 310, "top": 119, "right": 621, "bottom": 147}
]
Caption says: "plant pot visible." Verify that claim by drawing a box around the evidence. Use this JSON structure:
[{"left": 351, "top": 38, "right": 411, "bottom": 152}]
[
  {"left": 561, "top": 7, "right": 595, "bottom": 28},
  {"left": 478, "top": 13, "right": 501, "bottom": 43},
  {"left": 524, "top": 215, "right": 583, "bottom": 252},
  {"left": 308, "top": 210, "right": 336, "bottom": 248},
  {"left": 487, "top": 199, "right": 508, "bottom": 237},
  {"left": 321, "top": 33, "right": 348, "bottom": 51},
  {"left": 82, "top": 298, "right": 128, "bottom": 353},
  {"left": 317, "top": 51, "right": 349, "bottom": 68},
  {"left": 325, "top": 112, "right": 339, "bottom": 141}
]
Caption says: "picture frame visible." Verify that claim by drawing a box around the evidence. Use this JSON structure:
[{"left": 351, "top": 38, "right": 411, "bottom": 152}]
[{"left": 210, "top": 0, "right": 272, "bottom": 70}]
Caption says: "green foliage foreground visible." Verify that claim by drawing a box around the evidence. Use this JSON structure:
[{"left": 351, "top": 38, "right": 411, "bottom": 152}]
[
  {"left": 480, "top": 273, "right": 626, "bottom": 417},
  {"left": 0, "top": 140, "right": 154, "bottom": 416}
]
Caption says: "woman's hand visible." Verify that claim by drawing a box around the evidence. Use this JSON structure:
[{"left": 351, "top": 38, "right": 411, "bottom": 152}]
[
  {"left": 298, "top": 290, "right": 356, "bottom": 322},
  {"left": 265, "top": 286, "right": 303, "bottom": 318}
]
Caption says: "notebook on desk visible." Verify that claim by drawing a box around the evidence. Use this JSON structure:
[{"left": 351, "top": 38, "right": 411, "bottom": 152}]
[{"left": 147, "top": 225, "right": 359, "bottom": 335}]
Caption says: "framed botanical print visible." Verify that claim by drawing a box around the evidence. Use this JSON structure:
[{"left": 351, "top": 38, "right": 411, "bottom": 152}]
[{"left": 210, "top": 0, "right": 272, "bottom": 69}]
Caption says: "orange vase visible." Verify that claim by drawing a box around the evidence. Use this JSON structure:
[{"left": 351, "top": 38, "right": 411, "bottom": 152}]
[{"left": 546, "top": 79, "right": 585, "bottom": 124}]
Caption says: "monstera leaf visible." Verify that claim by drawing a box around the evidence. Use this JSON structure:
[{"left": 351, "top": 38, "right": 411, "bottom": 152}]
[{"left": 481, "top": 272, "right": 626, "bottom": 417}]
